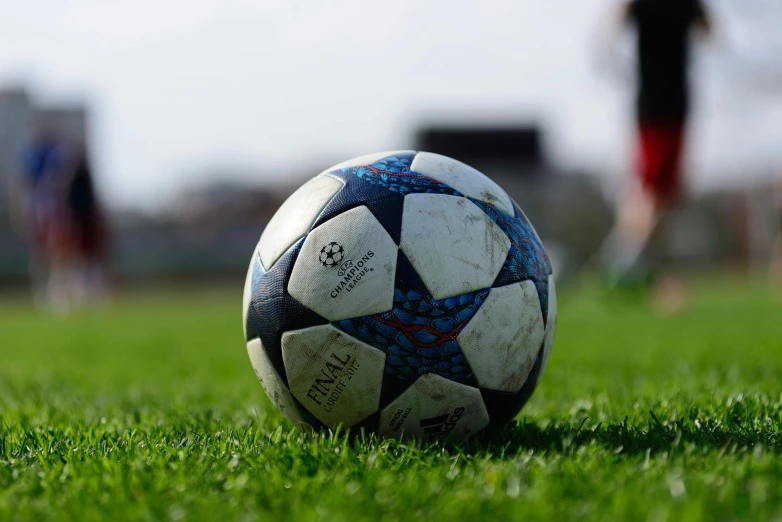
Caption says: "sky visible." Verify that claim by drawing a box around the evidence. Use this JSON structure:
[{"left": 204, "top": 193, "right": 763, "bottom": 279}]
[{"left": 1, "top": 0, "right": 781, "bottom": 210}]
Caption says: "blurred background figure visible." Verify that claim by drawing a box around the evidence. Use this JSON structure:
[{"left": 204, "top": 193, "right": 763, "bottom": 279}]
[
  {"left": 9, "top": 125, "right": 107, "bottom": 312},
  {"left": 11, "top": 126, "right": 73, "bottom": 309},
  {"left": 600, "top": 0, "right": 711, "bottom": 297},
  {"left": 66, "top": 148, "right": 110, "bottom": 303}
]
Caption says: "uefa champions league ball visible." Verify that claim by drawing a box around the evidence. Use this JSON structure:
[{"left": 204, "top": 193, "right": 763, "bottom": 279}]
[{"left": 242, "top": 151, "right": 556, "bottom": 441}]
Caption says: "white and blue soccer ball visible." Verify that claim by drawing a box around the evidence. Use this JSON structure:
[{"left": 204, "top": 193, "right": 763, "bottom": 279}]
[{"left": 242, "top": 151, "right": 556, "bottom": 441}]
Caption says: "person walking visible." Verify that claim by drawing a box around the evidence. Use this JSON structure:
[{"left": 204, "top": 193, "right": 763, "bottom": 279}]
[{"left": 601, "top": 0, "right": 712, "bottom": 295}]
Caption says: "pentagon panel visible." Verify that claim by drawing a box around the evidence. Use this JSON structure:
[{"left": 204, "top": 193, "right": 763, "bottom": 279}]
[
  {"left": 378, "top": 373, "right": 489, "bottom": 441},
  {"left": 400, "top": 194, "right": 510, "bottom": 300},
  {"left": 458, "top": 280, "right": 545, "bottom": 392},
  {"left": 288, "top": 206, "right": 398, "bottom": 321},
  {"left": 282, "top": 325, "right": 385, "bottom": 428}
]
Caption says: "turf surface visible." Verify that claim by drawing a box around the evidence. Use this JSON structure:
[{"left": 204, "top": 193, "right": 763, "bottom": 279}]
[{"left": 1, "top": 281, "right": 781, "bottom": 521}]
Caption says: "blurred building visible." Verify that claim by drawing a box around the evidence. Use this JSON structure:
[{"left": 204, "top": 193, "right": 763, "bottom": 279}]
[
  {"left": 417, "top": 127, "right": 547, "bottom": 178},
  {"left": 0, "top": 88, "right": 33, "bottom": 221}
]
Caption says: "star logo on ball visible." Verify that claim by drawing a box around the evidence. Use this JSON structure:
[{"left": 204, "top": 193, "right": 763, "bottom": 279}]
[{"left": 319, "top": 242, "right": 345, "bottom": 267}]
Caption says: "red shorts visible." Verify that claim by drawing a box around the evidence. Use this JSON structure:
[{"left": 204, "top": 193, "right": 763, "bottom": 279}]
[
  {"left": 637, "top": 121, "right": 686, "bottom": 203},
  {"left": 33, "top": 211, "right": 75, "bottom": 256}
]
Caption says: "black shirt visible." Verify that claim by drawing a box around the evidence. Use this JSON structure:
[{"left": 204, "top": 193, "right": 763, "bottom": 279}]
[
  {"left": 67, "top": 158, "right": 98, "bottom": 220},
  {"left": 628, "top": 0, "right": 706, "bottom": 122}
]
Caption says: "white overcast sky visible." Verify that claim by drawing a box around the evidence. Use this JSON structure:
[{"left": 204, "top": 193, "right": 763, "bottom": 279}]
[{"left": 1, "top": 0, "right": 781, "bottom": 209}]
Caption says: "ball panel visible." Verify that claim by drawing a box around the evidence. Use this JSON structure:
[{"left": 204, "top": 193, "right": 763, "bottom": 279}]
[
  {"left": 244, "top": 253, "right": 266, "bottom": 342},
  {"left": 288, "top": 206, "right": 398, "bottom": 322},
  {"left": 400, "top": 194, "right": 509, "bottom": 300},
  {"left": 409, "top": 152, "right": 514, "bottom": 215},
  {"left": 321, "top": 150, "right": 416, "bottom": 173},
  {"left": 282, "top": 325, "right": 385, "bottom": 428},
  {"left": 246, "top": 240, "right": 329, "bottom": 385},
  {"left": 479, "top": 343, "right": 545, "bottom": 436},
  {"left": 378, "top": 373, "right": 489, "bottom": 441},
  {"left": 458, "top": 280, "right": 545, "bottom": 393},
  {"left": 242, "top": 254, "right": 255, "bottom": 340},
  {"left": 247, "top": 338, "right": 310, "bottom": 430},
  {"left": 258, "top": 175, "right": 343, "bottom": 270}
]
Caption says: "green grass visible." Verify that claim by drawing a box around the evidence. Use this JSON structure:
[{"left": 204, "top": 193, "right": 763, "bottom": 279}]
[{"left": 1, "top": 281, "right": 781, "bottom": 521}]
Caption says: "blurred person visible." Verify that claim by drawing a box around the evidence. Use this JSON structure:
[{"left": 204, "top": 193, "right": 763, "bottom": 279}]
[
  {"left": 66, "top": 149, "right": 110, "bottom": 302},
  {"left": 600, "top": 0, "right": 712, "bottom": 301},
  {"left": 10, "top": 128, "right": 73, "bottom": 309},
  {"left": 10, "top": 129, "right": 107, "bottom": 311}
]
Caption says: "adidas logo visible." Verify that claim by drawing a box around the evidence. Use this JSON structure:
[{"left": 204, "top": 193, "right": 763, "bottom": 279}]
[{"left": 419, "top": 407, "right": 465, "bottom": 438}]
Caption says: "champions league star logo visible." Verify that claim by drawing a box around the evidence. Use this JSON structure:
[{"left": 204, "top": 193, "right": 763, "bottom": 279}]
[{"left": 319, "top": 242, "right": 345, "bottom": 267}]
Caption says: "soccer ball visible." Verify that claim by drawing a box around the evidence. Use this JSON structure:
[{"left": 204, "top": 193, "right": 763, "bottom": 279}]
[{"left": 242, "top": 151, "right": 556, "bottom": 441}]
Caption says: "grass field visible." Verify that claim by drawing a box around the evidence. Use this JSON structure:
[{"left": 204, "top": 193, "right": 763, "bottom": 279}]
[{"left": 1, "top": 280, "right": 781, "bottom": 521}]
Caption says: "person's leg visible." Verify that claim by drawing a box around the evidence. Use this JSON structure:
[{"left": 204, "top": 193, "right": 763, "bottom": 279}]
[
  {"left": 26, "top": 208, "right": 52, "bottom": 308},
  {"left": 45, "top": 215, "right": 81, "bottom": 313},
  {"left": 77, "top": 212, "right": 110, "bottom": 303},
  {"left": 602, "top": 184, "right": 664, "bottom": 283},
  {"left": 28, "top": 247, "right": 50, "bottom": 309},
  {"left": 602, "top": 121, "right": 680, "bottom": 284}
]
